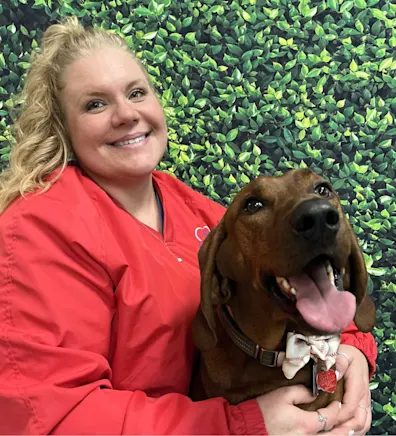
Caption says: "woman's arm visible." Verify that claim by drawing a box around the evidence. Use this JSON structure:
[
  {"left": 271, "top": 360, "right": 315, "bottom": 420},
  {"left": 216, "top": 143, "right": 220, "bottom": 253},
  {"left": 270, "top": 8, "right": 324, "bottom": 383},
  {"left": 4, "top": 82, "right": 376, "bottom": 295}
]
[{"left": 0, "top": 197, "right": 265, "bottom": 435}]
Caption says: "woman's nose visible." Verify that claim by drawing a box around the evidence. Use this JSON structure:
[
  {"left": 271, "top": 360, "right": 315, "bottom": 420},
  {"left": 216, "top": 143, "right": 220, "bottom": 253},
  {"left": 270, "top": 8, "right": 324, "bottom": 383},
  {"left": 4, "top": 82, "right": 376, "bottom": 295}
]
[{"left": 112, "top": 100, "right": 139, "bottom": 126}]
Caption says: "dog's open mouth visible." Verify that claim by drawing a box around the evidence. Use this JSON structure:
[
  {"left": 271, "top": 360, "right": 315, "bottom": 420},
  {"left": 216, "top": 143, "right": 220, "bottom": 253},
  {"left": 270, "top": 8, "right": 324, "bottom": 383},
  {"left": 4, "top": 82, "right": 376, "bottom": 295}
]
[
  {"left": 275, "top": 259, "right": 343, "bottom": 302},
  {"left": 267, "top": 256, "right": 357, "bottom": 333}
]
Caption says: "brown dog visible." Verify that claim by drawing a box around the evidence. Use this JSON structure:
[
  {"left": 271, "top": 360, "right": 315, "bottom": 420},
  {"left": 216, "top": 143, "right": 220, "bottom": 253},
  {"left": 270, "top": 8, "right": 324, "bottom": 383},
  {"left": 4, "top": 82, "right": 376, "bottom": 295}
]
[{"left": 191, "top": 168, "right": 376, "bottom": 410}]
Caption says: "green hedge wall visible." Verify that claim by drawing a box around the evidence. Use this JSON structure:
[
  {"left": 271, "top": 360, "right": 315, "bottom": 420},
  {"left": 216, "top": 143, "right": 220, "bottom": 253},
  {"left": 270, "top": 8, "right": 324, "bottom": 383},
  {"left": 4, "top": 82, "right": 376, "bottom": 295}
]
[{"left": 1, "top": 0, "right": 395, "bottom": 434}]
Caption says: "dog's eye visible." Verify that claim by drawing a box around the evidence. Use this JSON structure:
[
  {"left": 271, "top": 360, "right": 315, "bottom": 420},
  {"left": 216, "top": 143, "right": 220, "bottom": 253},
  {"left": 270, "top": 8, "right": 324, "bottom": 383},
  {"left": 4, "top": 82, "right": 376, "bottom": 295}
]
[
  {"left": 315, "top": 183, "right": 332, "bottom": 197},
  {"left": 243, "top": 198, "right": 264, "bottom": 214}
]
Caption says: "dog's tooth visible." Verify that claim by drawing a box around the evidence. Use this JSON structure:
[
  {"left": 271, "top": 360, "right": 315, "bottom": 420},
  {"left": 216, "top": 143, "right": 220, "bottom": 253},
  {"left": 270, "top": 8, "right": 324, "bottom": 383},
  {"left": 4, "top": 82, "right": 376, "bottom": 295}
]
[
  {"left": 277, "top": 277, "right": 291, "bottom": 291},
  {"left": 276, "top": 277, "right": 292, "bottom": 294},
  {"left": 328, "top": 269, "right": 335, "bottom": 285},
  {"left": 341, "top": 267, "right": 345, "bottom": 277},
  {"left": 290, "top": 287, "right": 297, "bottom": 296},
  {"left": 325, "top": 260, "right": 335, "bottom": 284},
  {"left": 276, "top": 277, "right": 286, "bottom": 286}
]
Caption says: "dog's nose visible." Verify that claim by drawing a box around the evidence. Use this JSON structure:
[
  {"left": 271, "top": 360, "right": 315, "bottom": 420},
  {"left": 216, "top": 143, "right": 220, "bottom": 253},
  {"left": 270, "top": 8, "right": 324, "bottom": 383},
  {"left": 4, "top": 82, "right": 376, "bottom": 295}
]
[{"left": 292, "top": 199, "right": 340, "bottom": 243}]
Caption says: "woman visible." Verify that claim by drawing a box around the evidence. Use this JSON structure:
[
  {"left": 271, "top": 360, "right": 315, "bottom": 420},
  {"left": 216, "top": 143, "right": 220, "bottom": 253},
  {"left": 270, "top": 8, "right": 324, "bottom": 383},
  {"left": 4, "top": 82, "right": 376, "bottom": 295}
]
[{"left": 0, "top": 17, "right": 376, "bottom": 435}]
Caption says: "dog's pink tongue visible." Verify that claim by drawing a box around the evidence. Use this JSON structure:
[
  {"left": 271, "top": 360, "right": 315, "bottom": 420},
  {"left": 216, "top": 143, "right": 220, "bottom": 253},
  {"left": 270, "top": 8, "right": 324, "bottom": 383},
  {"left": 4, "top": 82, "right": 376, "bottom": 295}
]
[{"left": 288, "top": 262, "right": 356, "bottom": 333}]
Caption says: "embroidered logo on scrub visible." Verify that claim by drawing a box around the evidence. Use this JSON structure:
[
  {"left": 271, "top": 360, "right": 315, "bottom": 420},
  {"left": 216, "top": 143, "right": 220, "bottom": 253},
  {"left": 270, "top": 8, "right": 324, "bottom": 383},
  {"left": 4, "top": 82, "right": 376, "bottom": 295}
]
[{"left": 195, "top": 226, "right": 210, "bottom": 244}]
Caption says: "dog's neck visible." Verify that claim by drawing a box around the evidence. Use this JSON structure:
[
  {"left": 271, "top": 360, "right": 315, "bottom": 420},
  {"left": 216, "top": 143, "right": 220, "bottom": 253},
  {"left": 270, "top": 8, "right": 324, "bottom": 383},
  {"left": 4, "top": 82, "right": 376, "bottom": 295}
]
[
  {"left": 226, "top": 288, "right": 291, "bottom": 352},
  {"left": 217, "top": 304, "right": 286, "bottom": 367}
]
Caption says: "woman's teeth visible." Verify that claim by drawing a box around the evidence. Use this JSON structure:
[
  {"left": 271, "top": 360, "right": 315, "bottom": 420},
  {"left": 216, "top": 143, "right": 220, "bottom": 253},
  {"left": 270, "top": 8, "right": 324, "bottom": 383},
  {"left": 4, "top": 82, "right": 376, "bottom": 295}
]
[{"left": 113, "top": 134, "right": 147, "bottom": 147}]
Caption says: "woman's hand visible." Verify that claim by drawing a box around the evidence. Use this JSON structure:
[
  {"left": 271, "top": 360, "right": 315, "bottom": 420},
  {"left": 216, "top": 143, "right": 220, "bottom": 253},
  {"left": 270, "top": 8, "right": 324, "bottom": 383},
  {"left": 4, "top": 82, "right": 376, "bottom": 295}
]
[
  {"left": 256, "top": 385, "right": 342, "bottom": 435},
  {"left": 327, "top": 344, "right": 372, "bottom": 435}
]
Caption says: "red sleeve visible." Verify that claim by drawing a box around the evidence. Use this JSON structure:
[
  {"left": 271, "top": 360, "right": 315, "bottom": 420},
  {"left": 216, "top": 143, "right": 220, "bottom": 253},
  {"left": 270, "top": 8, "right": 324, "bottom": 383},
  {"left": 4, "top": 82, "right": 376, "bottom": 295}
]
[
  {"left": 340, "top": 322, "right": 377, "bottom": 378},
  {"left": 0, "top": 198, "right": 265, "bottom": 435}
]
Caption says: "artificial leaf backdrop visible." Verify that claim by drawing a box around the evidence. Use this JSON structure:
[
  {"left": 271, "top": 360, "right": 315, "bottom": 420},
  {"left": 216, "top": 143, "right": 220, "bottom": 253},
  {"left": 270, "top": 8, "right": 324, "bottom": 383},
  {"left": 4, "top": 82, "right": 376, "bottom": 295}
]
[{"left": 0, "top": 0, "right": 395, "bottom": 433}]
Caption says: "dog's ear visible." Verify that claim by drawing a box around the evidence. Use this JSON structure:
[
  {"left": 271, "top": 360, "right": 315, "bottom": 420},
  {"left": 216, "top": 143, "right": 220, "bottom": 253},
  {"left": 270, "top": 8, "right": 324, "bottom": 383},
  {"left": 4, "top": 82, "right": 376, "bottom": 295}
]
[
  {"left": 348, "top": 224, "right": 376, "bottom": 333},
  {"left": 192, "top": 220, "right": 231, "bottom": 351}
]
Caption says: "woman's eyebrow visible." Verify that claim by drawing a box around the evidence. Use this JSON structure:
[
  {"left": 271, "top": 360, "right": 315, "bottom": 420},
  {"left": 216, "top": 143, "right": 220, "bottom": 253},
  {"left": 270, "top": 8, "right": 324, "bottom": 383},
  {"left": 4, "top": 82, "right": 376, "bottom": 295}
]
[{"left": 82, "top": 79, "right": 146, "bottom": 99}]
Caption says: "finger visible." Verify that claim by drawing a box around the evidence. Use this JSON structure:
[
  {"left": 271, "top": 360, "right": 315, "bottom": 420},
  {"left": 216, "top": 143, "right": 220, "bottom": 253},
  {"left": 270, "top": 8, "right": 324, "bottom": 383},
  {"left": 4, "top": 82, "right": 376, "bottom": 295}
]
[
  {"left": 301, "top": 401, "right": 341, "bottom": 434},
  {"left": 284, "top": 384, "right": 317, "bottom": 406},
  {"left": 362, "top": 409, "right": 372, "bottom": 435},
  {"left": 337, "top": 406, "right": 368, "bottom": 434},
  {"left": 356, "top": 397, "right": 372, "bottom": 434},
  {"left": 338, "top": 379, "right": 367, "bottom": 423},
  {"left": 336, "top": 352, "right": 350, "bottom": 379},
  {"left": 326, "top": 425, "right": 355, "bottom": 435}
]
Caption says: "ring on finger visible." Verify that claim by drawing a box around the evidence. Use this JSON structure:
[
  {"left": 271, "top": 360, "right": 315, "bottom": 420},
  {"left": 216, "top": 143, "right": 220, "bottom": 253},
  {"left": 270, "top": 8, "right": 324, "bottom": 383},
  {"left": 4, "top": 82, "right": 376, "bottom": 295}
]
[
  {"left": 316, "top": 411, "right": 328, "bottom": 432},
  {"left": 359, "top": 404, "right": 371, "bottom": 413}
]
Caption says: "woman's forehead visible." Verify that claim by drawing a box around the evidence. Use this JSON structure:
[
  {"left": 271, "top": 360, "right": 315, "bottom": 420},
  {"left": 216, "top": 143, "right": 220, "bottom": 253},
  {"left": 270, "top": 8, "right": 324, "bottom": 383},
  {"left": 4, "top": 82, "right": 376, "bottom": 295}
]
[{"left": 61, "top": 48, "right": 148, "bottom": 95}]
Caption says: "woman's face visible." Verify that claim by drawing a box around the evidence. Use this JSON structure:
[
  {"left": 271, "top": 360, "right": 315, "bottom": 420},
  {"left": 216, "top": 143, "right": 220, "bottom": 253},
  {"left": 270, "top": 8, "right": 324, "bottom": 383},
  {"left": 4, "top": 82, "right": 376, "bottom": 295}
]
[{"left": 61, "top": 46, "right": 168, "bottom": 186}]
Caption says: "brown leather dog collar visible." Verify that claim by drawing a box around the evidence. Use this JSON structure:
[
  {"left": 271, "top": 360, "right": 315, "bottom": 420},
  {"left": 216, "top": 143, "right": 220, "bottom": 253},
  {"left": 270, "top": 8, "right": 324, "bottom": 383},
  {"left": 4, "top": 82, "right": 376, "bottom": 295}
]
[{"left": 217, "top": 305, "right": 284, "bottom": 368}]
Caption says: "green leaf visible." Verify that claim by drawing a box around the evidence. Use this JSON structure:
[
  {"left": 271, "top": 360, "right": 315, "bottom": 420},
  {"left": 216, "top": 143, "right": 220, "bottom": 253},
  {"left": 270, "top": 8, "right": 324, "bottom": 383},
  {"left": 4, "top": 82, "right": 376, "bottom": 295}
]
[
  {"left": 142, "top": 31, "right": 158, "bottom": 40},
  {"left": 367, "top": 267, "right": 387, "bottom": 276},
  {"left": 240, "top": 174, "right": 250, "bottom": 184},
  {"left": 122, "top": 24, "right": 133, "bottom": 34},
  {"left": 312, "top": 126, "right": 322, "bottom": 140},
  {"left": 375, "top": 48, "right": 387, "bottom": 58},
  {"left": 195, "top": 98, "right": 207, "bottom": 109},
  {"left": 293, "top": 150, "right": 308, "bottom": 159},
  {"left": 340, "top": 0, "right": 354, "bottom": 12},
  {"left": 332, "top": 179, "right": 345, "bottom": 190},
  {"left": 178, "top": 94, "right": 188, "bottom": 106},
  {"left": 210, "top": 4, "right": 225, "bottom": 14},
  {"left": 242, "top": 10, "right": 252, "bottom": 22},
  {"left": 355, "top": 19, "right": 364, "bottom": 33},
  {"left": 182, "top": 17, "right": 193, "bottom": 27},
  {"left": 20, "top": 25, "right": 29, "bottom": 36},
  {"left": 285, "top": 59, "right": 297, "bottom": 70},
  {"left": 379, "top": 58, "right": 393, "bottom": 71},
  {"left": 379, "top": 139, "right": 392, "bottom": 149},
  {"left": 303, "top": 6, "right": 318, "bottom": 18},
  {"left": 284, "top": 128, "right": 294, "bottom": 144},
  {"left": 154, "top": 52, "right": 167, "bottom": 63},
  {"left": 327, "top": 0, "right": 339, "bottom": 10},
  {"left": 243, "top": 60, "right": 252, "bottom": 74},
  {"left": 354, "top": 0, "right": 367, "bottom": 8},
  {"left": 350, "top": 59, "right": 358, "bottom": 72},
  {"left": 18, "top": 62, "right": 31, "bottom": 70},
  {"left": 226, "top": 128, "right": 239, "bottom": 142},
  {"left": 224, "top": 144, "right": 235, "bottom": 159},
  {"left": 135, "top": 6, "right": 155, "bottom": 16},
  {"left": 182, "top": 76, "right": 190, "bottom": 90},
  {"left": 238, "top": 152, "right": 251, "bottom": 163},
  {"left": 228, "top": 44, "right": 243, "bottom": 57},
  {"left": 226, "top": 174, "right": 237, "bottom": 185}
]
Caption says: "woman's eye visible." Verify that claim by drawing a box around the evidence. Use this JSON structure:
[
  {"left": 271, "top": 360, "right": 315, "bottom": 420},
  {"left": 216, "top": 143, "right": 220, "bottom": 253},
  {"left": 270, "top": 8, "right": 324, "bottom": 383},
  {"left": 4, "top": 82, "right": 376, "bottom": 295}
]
[
  {"left": 86, "top": 100, "right": 105, "bottom": 111},
  {"left": 129, "top": 88, "right": 146, "bottom": 99}
]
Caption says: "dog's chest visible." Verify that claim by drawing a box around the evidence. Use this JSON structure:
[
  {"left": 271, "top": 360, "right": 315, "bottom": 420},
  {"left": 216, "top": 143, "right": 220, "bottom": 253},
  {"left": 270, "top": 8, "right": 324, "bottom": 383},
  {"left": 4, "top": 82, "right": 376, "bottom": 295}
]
[{"left": 198, "top": 331, "right": 342, "bottom": 408}]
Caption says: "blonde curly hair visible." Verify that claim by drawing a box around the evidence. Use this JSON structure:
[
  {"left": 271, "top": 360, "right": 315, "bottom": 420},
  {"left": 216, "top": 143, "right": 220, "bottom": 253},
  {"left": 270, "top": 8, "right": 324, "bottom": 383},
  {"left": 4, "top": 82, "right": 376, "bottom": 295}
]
[{"left": 0, "top": 16, "right": 148, "bottom": 214}]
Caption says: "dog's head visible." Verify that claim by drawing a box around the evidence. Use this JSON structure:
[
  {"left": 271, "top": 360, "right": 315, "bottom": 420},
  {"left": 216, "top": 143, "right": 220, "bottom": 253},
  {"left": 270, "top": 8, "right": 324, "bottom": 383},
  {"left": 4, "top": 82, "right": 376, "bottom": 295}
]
[{"left": 193, "top": 168, "right": 376, "bottom": 351}]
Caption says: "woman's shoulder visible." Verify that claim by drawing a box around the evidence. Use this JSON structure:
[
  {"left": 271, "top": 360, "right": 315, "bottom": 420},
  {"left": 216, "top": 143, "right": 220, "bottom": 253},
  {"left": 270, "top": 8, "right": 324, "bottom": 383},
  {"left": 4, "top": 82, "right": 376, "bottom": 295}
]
[{"left": 1, "top": 166, "right": 100, "bottom": 222}]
